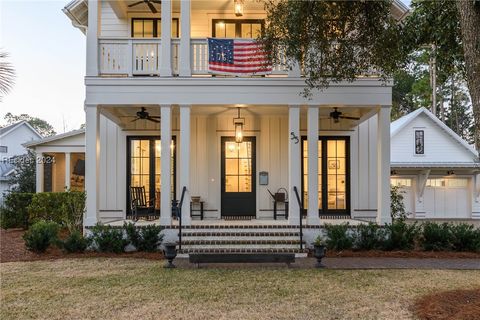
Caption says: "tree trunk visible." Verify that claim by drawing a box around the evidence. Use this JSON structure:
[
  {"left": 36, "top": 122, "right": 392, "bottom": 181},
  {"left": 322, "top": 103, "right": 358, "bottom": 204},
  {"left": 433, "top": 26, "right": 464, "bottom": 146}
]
[{"left": 456, "top": 1, "right": 480, "bottom": 152}]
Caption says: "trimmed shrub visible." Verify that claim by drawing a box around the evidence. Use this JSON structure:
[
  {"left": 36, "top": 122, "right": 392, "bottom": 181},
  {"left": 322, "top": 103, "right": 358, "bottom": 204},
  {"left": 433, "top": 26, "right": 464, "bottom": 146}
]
[
  {"left": 61, "top": 230, "right": 90, "bottom": 253},
  {"left": 124, "top": 222, "right": 164, "bottom": 252},
  {"left": 0, "top": 192, "right": 34, "bottom": 229},
  {"left": 382, "top": 219, "right": 419, "bottom": 251},
  {"left": 450, "top": 224, "right": 480, "bottom": 252},
  {"left": 27, "top": 191, "right": 86, "bottom": 231},
  {"left": 88, "top": 224, "right": 128, "bottom": 253},
  {"left": 391, "top": 185, "right": 407, "bottom": 221},
  {"left": 23, "top": 220, "right": 60, "bottom": 253},
  {"left": 325, "top": 223, "right": 353, "bottom": 251},
  {"left": 354, "top": 223, "right": 385, "bottom": 250},
  {"left": 421, "top": 222, "right": 453, "bottom": 251}
]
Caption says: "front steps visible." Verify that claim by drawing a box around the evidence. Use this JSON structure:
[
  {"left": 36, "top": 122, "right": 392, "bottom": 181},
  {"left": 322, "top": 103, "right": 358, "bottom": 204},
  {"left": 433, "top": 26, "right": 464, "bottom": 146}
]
[{"left": 177, "top": 226, "right": 307, "bottom": 255}]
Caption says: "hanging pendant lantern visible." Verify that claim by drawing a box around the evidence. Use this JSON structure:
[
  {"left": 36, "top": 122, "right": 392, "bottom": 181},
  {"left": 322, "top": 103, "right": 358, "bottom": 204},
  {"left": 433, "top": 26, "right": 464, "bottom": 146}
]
[
  {"left": 234, "top": 0, "right": 244, "bottom": 16},
  {"left": 233, "top": 107, "right": 245, "bottom": 143}
]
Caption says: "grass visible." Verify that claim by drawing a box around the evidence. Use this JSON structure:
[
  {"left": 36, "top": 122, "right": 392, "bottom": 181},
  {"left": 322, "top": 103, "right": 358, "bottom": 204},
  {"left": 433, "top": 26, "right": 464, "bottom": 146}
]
[{"left": 1, "top": 258, "right": 480, "bottom": 320}]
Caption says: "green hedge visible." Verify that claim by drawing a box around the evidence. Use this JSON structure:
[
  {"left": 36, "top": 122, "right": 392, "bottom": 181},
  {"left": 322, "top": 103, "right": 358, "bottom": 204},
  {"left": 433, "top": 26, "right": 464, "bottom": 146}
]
[
  {"left": 0, "top": 192, "right": 34, "bottom": 229},
  {"left": 28, "top": 191, "right": 85, "bottom": 232},
  {"left": 321, "top": 221, "right": 480, "bottom": 253}
]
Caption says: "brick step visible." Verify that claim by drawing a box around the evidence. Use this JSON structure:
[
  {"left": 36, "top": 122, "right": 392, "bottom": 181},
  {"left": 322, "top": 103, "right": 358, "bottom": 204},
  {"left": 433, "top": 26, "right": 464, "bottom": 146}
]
[
  {"left": 179, "top": 248, "right": 308, "bottom": 254},
  {"left": 181, "top": 239, "right": 304, "bottom": 245},
  {"left": 180, "top": 243, "right": 303, "bottom": 250},
  {"left": 181, "top": 231, "right": 300, "bottom": 237},
  {"left": 181, "top": 235, "right": 300, "bottom": 242}
]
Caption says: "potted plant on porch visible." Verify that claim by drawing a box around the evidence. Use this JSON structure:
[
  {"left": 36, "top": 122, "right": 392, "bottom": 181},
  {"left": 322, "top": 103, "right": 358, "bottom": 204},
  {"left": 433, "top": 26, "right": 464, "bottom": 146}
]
[{"left": 312, "top": 236, "right": 327, "bottom": 269}]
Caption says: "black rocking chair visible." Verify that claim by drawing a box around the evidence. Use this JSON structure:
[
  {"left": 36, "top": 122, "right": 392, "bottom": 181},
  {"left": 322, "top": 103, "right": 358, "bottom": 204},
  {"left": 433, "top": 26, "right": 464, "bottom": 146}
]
[{"left": 130, "top": 186, "right": 156, "bottom": 221}]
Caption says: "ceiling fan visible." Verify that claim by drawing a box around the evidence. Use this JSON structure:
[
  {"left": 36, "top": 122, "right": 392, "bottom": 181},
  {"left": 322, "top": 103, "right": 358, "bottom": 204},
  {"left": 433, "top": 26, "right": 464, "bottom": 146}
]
[
  {"left": 131, "top": 107, "right": 160, "bottom": 123},
  {"left": 128, "top": 0, "right": 161, "bottom": 14},
  {"left": 327, "top": 107, "right": 360, "bottom": 123}
]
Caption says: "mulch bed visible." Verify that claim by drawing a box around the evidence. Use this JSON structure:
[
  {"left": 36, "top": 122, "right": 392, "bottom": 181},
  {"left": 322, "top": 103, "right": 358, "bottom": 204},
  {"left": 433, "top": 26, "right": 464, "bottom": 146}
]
[
  {"left": 0, "top": 228, "right": 164, "bottom": 263},
  {"left": 414, "top": 289, "right": 480, "bottom": 320},
  {"left": 2, "top": 228, "right": 480, "bottom": 263}
]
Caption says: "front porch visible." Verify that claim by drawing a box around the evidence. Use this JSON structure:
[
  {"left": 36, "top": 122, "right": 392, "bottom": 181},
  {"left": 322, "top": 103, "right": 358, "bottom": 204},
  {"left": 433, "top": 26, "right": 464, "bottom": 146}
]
[{"left": 84, "top": 103, "right": 392, "bottom": 227}]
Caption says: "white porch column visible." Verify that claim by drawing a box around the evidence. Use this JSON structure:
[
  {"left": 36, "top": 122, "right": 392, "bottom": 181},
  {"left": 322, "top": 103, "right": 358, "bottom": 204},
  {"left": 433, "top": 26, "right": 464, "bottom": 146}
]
[
  {"left": 307, "top": 106, "right": 320, "bottom": 225},
  {"left": 288, "top": 105, "right": 301, "bottom": 225},
  {"left": 160, "top": 105, "right": 172, "bottom": 225},
  {"left": 179, "top": 0, "right": 191, "bottom": 76},
  {"left": 86, "top": 0, "right": 100, "bottom": 76},
  {"left": 84, "top": 105, "right": 100, "bottom": 227},
  {"left": 64, "top": 152, "right": 71, "bottom": 190},
  {"left": 179, "top": 105, "right": 192, "bottom": 224},
  {"left": 160, "top": 0, "right": 172, "bottom": 76},
  {"left": 377, "top": 106, "right": 392, "bottom": 225},
  {"left": 35, "top": 152, "right": 44, "bottom": 193},
  {"left": 472, "top": 173, "right": 480, "bottom": 219}
]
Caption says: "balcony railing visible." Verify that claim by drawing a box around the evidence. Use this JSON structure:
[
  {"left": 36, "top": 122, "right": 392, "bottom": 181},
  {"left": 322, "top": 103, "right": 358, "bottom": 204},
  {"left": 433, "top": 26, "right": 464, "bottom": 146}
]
[{"left": 98, "top": 38, "right": 289, "bottom": 77}]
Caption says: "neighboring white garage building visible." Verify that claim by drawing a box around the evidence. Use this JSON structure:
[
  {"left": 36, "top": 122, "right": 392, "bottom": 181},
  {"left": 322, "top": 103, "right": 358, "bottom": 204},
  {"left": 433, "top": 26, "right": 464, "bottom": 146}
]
[{"left": 390, "top": 107, "right": 480, "bottom": 220}]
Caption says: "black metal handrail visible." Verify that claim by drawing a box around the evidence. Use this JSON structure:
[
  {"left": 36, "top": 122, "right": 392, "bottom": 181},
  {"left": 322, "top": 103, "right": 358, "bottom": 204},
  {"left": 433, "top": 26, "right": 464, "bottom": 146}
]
[
  {"left": 293, "top": 186, "right": 303, "bottom": 250},
  {"left": 177, "top": 186, "right": 187, "bottom": 250}
]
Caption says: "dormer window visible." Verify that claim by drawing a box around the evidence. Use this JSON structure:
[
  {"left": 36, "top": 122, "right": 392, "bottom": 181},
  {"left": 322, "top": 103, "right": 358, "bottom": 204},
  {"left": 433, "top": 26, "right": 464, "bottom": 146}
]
[{"left": 414, "top": 130, "right": 424, "bottom": 155}]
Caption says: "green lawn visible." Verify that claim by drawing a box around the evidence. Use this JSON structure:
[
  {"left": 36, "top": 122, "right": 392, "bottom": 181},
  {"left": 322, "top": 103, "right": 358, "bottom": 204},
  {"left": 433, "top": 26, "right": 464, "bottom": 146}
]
[{"left": 1, "top": 258, "right": 479, "bottom": 320}]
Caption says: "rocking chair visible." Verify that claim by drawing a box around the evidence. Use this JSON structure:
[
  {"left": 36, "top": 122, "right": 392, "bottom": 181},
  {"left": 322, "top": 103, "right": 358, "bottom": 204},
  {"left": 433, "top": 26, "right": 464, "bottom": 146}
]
[{"left": 130, "top": 186, "right": 156, "bottom": 221}]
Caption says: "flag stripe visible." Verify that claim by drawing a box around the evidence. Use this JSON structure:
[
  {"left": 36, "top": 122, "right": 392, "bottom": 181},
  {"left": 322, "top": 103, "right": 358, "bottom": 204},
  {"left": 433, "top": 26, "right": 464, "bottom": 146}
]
[{"left": 208, "top": 38, "right": 272, "bottom": 76}]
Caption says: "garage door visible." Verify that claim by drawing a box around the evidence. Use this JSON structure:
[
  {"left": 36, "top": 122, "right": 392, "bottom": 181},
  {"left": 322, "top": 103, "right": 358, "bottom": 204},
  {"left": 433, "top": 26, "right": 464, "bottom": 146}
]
[
  {"left": 391, "top": 178, "right": 414, "bottom": 217},
  {"left": 424, "top": 178, "right": 471, "bottom": 219}
]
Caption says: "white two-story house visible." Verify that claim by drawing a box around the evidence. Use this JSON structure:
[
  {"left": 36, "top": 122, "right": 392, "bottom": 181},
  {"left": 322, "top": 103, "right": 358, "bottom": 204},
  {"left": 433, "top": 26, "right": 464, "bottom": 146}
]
[{"left": 62, "top": 0, "right": 409, "bottom": 251}]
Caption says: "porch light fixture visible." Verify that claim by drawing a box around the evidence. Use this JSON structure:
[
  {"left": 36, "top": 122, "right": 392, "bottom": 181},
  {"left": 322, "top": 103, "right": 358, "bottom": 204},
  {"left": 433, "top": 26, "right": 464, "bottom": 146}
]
[
  {"left": 447, "top": 170, "right": 455, "bottom": 176},
  {"left": 234, "top": 0, "right": 244, "bottom": 16},
  {"left": 233, "top": 107, "right": 245, "bottom": 143}
]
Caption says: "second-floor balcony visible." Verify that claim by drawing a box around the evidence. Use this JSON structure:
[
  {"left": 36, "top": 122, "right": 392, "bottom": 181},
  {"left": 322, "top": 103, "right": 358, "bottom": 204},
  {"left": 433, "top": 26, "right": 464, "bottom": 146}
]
[{"left": 98, "top": 37, "right": 288, "bottom": 77}]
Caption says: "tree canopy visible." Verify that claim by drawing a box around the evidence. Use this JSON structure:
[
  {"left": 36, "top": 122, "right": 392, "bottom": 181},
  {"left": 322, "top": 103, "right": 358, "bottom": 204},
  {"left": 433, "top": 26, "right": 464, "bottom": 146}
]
[
  {"left": 2, "top": 112, "right": 56, "bottom": 137},
  {"left": 261, "top": 0, "right": 404, "bottom": 95}
]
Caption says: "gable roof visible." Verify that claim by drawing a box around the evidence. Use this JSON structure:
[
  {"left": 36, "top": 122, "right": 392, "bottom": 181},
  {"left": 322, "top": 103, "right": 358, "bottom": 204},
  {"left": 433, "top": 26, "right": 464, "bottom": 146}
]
[
  {"left": 391, "top": 107, "right": 478, "bottom": 158},
  {"left": 23, "top": 129, "right": 85, "bottom": 148},
  {"left": 0, "top": 121, "right": 43, "bottom": 140}
]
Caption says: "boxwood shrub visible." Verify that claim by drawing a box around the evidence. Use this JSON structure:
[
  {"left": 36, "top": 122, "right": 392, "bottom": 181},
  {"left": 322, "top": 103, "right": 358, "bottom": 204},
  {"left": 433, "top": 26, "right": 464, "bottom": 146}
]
[
  {"left": 23, "top": 220, "right": 60, "bottom": 253},
  {"left": 88, "top": 224, "right": 128, "bottom": 253},
  {"left": 0, "top": 192, "right": 34, "bottom": 229}
]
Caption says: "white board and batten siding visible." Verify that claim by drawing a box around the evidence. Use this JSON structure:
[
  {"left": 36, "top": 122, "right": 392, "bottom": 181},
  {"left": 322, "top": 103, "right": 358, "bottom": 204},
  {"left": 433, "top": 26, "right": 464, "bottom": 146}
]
[
  {"left": 391, "top": 108, "right": 479, "bottom": 220},
  {"left": 96, "top": 111, "right": 380, "bottom": 220}
]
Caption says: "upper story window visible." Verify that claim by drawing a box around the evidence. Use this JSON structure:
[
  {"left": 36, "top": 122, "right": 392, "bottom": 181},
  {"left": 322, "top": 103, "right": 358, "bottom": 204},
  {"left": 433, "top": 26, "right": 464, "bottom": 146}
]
[
  {"left": 131, "top": 18, "right": 179, "bottom": 38},
  {"left": 212, "top": 19, "right": 264, "bottom": 38},
  {"left": 0, "top": 146, "right": 7, "bottom": 153},
  {"left": 414, "top": 129, "right": 424, "bottom": 155}
]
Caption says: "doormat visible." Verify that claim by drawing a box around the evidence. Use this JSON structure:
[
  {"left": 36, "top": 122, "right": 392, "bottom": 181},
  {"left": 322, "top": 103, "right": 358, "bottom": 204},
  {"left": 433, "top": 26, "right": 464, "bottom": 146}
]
[{"left": 223, "top": 216, "right": 255, "bottom": 221}]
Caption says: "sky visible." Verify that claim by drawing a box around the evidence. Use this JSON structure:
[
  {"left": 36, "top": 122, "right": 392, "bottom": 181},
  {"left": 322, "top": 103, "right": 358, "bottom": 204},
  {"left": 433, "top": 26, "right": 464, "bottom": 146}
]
[{"left": 0, "top": 0, "right": 411, "bottom": 134}]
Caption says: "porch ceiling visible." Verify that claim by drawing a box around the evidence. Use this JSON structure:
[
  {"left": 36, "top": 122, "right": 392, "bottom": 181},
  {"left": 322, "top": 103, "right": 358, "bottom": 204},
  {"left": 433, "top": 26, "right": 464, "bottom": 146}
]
[
  {"left": 121, "top": 0, "right": 265, "bottom": 13},
  {"left": 100, "top": 105, "right": 378, "bottom": 130}
]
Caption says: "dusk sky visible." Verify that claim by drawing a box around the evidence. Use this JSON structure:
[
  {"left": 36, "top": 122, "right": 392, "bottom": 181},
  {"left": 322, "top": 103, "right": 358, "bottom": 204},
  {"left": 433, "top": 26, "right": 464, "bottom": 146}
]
[{"left": 0, "top": 0, "right": 411, "bottom": 134}]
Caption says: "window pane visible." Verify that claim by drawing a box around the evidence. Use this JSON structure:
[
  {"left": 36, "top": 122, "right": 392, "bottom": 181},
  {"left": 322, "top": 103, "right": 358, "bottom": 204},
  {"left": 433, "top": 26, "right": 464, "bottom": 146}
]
[
  {"left": 252, "top": 24, "right": 262, "bottom": 38},
  {"left": 226, "top": 23, "right": 236, "bottom": 38},
  {"left": 241, "top": 23, "right": 252, "bottom": 38},
  {"left": 225, "top": 176, "right": 238, "bottom": 192},
  {"left": 144, "top": 20, "right": 154, "bottom": 37},
  {"left": 239, "top": 176, "right": 251, "bottom": 192},
  {"left": 238, "top": 141, "right": 252, "bottom": 158},
  {"left": 157, "top": 21, "right": 161, "bottom": 38},
  {"left": 225, "top": 159, "right": 238, "bottom": 175},
  {"left": 133, "top": 20, "right": 143, "bottom": 38},
  {"left": 172, "top": 19, "right": 178, "bottom": 37},
  {"left": 215, "top": 22, "right": 225, "bottom": 38},
  {"left": 225, "top": 142, "right": 237, "bottom": 158},
  {"left": 239, "top": 159, "right": 251, "bottom": 175}
]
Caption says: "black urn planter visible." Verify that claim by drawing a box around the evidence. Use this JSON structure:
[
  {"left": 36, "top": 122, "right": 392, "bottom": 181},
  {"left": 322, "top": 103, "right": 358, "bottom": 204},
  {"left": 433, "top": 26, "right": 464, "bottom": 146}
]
[
  {"left": 313, "top": 244, "right": 326, "bottom": 268},
  {"left": 163, "top": 243, "right": 177, "bottom": 268}
]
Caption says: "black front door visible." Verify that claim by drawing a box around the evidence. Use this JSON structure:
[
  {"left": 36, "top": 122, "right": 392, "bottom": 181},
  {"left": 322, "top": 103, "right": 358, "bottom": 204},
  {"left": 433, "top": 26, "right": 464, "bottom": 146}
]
[{"left": 221, "top": 137, "right": 256, "bottom": 216}]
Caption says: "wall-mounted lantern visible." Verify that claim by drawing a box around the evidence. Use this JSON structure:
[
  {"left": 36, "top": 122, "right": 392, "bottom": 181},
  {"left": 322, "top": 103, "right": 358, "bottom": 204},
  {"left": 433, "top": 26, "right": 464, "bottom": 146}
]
[
  {"left": 233, "top": 107, "right": 245, "bottom": 143},
  {"left": 234, "top": 0, "right": 244, "bottom": 16}
]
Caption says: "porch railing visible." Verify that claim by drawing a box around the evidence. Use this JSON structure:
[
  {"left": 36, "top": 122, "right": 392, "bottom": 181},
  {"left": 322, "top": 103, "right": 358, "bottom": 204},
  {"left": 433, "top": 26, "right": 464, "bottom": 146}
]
[
  {"left": 293, "top": 186, "right": 303, "bottom": 251},
  {"left": 98, "top": 38, "right": 289, "bottom": 77},
  {"left": 176, "top": 186, "right": 187, "bottom": 250}
]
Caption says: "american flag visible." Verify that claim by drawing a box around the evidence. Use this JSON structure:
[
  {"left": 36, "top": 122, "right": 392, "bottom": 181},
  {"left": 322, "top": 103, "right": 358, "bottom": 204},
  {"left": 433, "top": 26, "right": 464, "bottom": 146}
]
[{"left": 208, "top": 38, "right": 272, "bottom": 76}]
